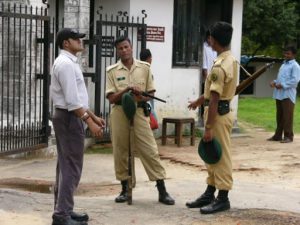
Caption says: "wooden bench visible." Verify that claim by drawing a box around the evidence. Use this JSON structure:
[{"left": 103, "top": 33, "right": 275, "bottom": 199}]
[{"left": 161, "top": 117, "right": 195, "bottom": 147}]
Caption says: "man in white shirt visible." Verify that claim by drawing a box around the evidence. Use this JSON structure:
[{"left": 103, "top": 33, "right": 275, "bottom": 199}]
[
  {"left": 200, "top": 30, "right": 217, "bottom": 123},
  {"left": 50, "top": 28, "right": 105, "bottom": 225}
]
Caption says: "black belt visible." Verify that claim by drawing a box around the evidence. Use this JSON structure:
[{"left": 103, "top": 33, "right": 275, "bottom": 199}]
[
  {"left": 204, "top": 99, "right": 230, "bottom": 115},
  {"left": 114, "top": 101, "right": 145, "bottom": 108},
  {"left": 55, "top": 108, "right": 68, "bottom": 111}
]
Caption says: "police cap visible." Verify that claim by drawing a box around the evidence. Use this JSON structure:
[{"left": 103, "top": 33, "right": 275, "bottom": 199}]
[{"left": 198, "top": 138, "right": 222, "bottom": 164}]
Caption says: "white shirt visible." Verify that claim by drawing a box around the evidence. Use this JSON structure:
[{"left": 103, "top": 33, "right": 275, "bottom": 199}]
[
  {"left": 202, "top": 42, "right": 217, "bottom": 74},
  {"left": 50, "top": 50, "right": 89, "bottom": 111}
]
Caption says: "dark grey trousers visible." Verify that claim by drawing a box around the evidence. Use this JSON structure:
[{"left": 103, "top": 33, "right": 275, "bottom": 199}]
[
  {"left": 52, "top": 109, "right": 85, "bottom": 218},
  {"left": 275, "top": 98, "right": 295, "bottom": 140}
]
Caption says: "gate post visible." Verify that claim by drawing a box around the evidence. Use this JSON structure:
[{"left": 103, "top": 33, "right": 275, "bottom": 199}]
[
  {"left": 94, "top": 19, "right": 103, "bottom": 116},
  {"left": 42, "top": 11, "right": 51, "bottom": 144}
]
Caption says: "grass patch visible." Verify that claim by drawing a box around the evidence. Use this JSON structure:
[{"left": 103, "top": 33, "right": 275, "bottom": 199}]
[
  {"left": 238, "top": 97, "right": 300, "bottom": 133},
  {"left": 195, "top": 128, "right": 203, "bottom": 138},
  {"left": 85, "top": 144, "right": 113, "bottom": 154}
]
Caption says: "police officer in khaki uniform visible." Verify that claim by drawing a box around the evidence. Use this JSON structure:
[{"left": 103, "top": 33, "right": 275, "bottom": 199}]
[
  {"left": 186, "top": 21, "right": 237, "bottom": 214},
  {"left": 106, "top": 36, "right": 175, "bottom": 205}
]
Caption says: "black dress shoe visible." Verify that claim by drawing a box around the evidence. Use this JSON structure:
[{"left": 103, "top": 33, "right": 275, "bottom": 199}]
[
  {"left": 200, "top": 198, "right": 230, "bottom": 214},
  {"left": 280, "top": 137, "right": 293, "bottom": 143},
  {"left": 267, "top": 136, "right": 282, "bottom": 141},
  {"left": 159, "top": 192, "right": 175, "bottom": 205},
  {"left": 115, "top": 190, "right": 128, "bottom": 203},
  {"left": 70, "top": 212, "right": 89, "bottom": 222},
  {"left": 186, "top": 194, "right": 215, "bottom": 208},
  {"left": 52, "top": 216, "right": 88, "bottom": 225}
]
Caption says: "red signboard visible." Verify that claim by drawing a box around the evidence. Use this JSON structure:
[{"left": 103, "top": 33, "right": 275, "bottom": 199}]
[{"left": 146, "top": 26, "right": 165, "bottom": 42}]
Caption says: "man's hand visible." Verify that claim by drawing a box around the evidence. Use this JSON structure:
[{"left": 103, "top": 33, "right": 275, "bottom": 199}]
[
  {"left": 275, "top": 83, "right": 283, "bottom": 89},
  {"left": 128, "top": 86, "right": 149, "bottom": 102},
  {"left": 86, "top": 110, "right": 106, "bottom": 128},
  {"left": 188, "top": 96, "right": 204, "bottom": 110},
  {"left": 270, "top": 81, "right": 276, "bottom": 88},
  {"left": 188, "top": 100, "right": 200, "bottom": 110},
  {"left": 86, "top": 118, "right": 103, "bottom": 138},
  {"left": 203, "top": 128, "right": 213, "bottom": 142},
  {"left": 93, "top": 116, "right": 106, "bottom": 128}
]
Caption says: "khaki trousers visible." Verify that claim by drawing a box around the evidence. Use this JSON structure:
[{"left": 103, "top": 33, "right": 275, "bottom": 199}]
[
  {"left": 204, "top": 107, "right": 234, "bottom": 190},
  {"left": 110, "top": 105, "right": 166, "bottom": 181}
]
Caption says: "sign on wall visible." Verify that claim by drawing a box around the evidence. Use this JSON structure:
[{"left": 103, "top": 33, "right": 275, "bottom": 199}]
[
  {"left": 101, "top": 36, "right": 115, "bottom": 57},
  {"left": 146, "top": 26, "right": 165, "bottom": 42},
  {"left": 138, "top": 26, "right": 165, "bottom": 42}
]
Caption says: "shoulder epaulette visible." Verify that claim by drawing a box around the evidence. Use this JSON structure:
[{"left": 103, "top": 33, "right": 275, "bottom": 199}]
[
  {"left": 213, "top": 58, "right": 223, "bottom": 67},
  {"left": 137, "top": 60, "right": 150, "bottom": 67},
  {"left": 106, "top": 63, "right": 118, "bottom": 72}
]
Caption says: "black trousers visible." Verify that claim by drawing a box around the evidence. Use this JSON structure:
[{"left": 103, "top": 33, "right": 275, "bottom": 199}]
[
  {"left": 52, "top": 109, "right": 85, "bottom": 218},
  {"left": 274, "top": 98, "right": 295, "bottom": 140}
]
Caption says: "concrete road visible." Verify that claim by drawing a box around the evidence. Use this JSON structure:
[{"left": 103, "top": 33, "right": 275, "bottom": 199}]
[{"left": 0, "top": 153, "right": 300, "bottom": 225}]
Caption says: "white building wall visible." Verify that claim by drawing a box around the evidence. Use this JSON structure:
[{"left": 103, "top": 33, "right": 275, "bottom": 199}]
[
  {"left": 92, "top": 0, "right": 243, "bottom": 123},
  {"left": 231, "top": 0, "right": 244, "bottom": 124},
  {"left": 95, "top": 0, "right": 130, "bottom": 17},
  {"left": 129, "top": 0, "right": 200, "bottom": 119}
]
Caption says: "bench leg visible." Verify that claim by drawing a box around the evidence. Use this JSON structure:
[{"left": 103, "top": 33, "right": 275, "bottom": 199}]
[
  {"left": 191, "top": 122, "right": 195, "bottom": 146},
  {"left": 176, "top": 122, "right": 183, "bottom": 147},
  {"left": 162, "top": 121, "right": 167, "bottom": 145}
]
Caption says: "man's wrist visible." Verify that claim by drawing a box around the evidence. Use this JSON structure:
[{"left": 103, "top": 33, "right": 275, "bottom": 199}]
[{"left": 80, "top": 112, "right": 90, "bottom": 121}]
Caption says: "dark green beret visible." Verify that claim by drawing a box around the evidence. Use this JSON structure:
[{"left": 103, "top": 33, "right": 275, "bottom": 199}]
[
  {"left": 122, "top": 92, "right": 136, "bottom": 121},
  {"left": 198, "top": 138, "right": 222, "bottom": 164}
]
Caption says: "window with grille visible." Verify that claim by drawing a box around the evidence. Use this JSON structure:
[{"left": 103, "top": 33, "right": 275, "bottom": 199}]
[{"left": 172, "top": 0, "right": 201, "bottom": 67}]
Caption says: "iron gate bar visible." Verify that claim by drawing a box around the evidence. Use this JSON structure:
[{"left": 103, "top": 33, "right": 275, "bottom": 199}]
[
  {"left": 0, "top": 12, "right": 49, "bottom": 20},
  {"left": 90, "top": 13, "right": 147, "bottom": 142},
  {"left": 0, "top": 3, "right": 51, "bottom": 155},
  {"left": 42, "top": 9, "right": 50, "bottom": 144}
]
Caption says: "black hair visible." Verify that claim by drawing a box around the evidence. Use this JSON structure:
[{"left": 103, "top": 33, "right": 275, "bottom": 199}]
[
  {"left": 114, "top": 36, "right": 131, "bottom": 47},
  {"left": 210, "top": 21, "right": 233, "bottom": 47},
  {"left": 140, "top": 49, "right": 152, "bottom": 61},
  {"left": 204, "top": 29, "right": 211, "bottom": 41},
  {"left": 284, "top": 45, "right": 297, "bottom": 55}
]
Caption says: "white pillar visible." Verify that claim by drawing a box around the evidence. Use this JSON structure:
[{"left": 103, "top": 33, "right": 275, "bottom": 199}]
[{"left": 231, "top": 0, "right": 244, "bottom": 127}]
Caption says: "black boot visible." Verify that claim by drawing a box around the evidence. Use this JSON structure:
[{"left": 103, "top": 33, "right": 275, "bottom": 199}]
[
  {"left": 200, "top": 190, "right": 230, "bottom": 214},
  {"left": 156, "top": 180, "right": 175, "bottom": 205},
  {"left": 115, "top": 180, "right": 128, "bottom": 203},
  {"left": 186, "top": 185, "right": 215, "bottom": 208}
]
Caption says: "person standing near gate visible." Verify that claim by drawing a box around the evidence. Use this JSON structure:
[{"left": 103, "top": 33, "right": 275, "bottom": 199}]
[
  {"left": 186, "top": 21, "right": 237, "bottom": 214},
  {"left": 200, "top": 30, "right": 217, "bottom": 125},
  {"left": 267, "top": 46, "right": 300, "bottom": 143},
  {"left": 50, "top": 28, "right": 105, "bottom": 225},
  {"left": 106, "top": 36, "right": 175, "bottom": 205}
]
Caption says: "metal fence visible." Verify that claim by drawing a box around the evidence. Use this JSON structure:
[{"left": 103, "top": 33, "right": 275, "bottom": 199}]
[
  {"left": 0, "top": 5, "right": 147, "bottom": 153},
  {"left": 0, "top": 3, "right": 50, "bottom": 155}
]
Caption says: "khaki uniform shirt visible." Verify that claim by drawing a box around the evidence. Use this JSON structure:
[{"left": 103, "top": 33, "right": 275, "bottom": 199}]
[
  {"left": 203, "top": 50, "right": 237, "bottom": 190},
  {"left": 105, "top": 59, "right": 166, "bottom": 181},
  {"left": 106, "top": 59, "right": 155, "bottom": 97},
  {"left": 204, "top": 50, "right": 237, "bottom": 100}
]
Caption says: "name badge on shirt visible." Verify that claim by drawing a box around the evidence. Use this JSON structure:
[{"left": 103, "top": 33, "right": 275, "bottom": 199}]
[{"left": 117, "top": 76, "right": 126, "bottom": 81}]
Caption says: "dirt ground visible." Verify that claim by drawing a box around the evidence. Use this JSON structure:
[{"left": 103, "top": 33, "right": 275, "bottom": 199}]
[
  {"left": 0, "top": 122, "right": 300, "bottom": 225},
  {"left": 159, "top": 121, "right": 300, "bottom": 190}
]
